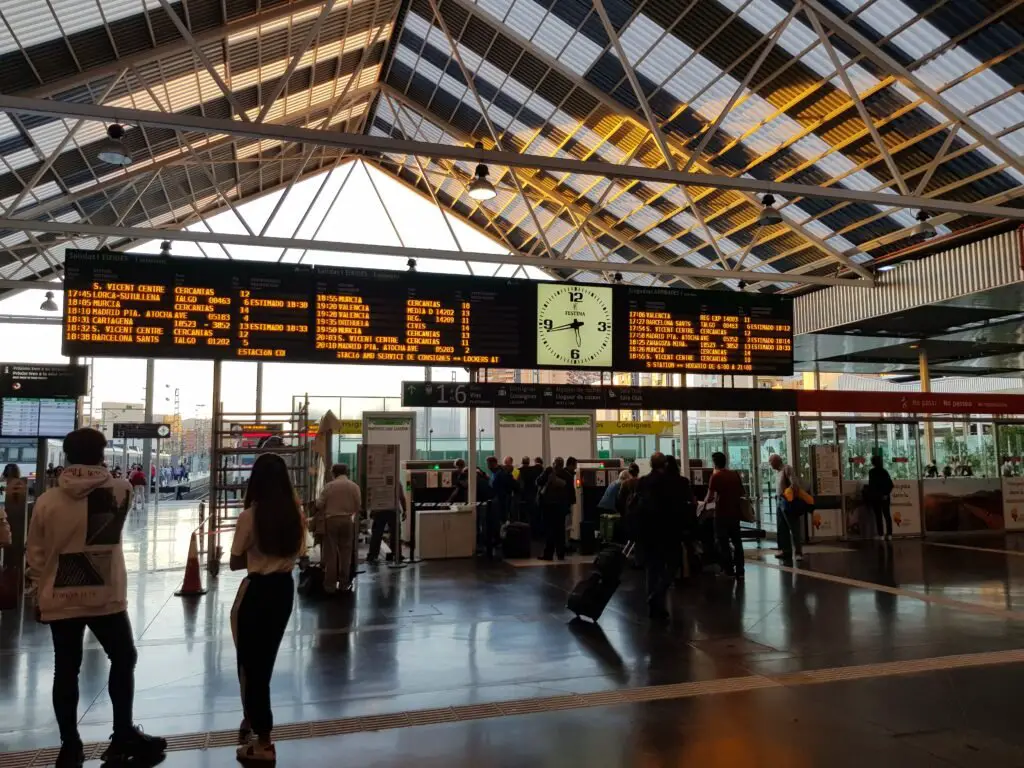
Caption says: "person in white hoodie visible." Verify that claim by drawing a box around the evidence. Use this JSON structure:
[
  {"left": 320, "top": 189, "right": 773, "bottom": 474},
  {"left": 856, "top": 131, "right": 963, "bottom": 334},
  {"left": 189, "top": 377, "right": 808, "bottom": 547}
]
[{"left": 27, "top": 428, "right": 167, "bottom": 768}]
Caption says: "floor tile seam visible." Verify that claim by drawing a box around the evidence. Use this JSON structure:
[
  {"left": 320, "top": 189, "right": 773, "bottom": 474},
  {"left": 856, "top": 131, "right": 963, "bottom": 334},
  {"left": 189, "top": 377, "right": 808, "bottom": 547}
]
[
  {"left": 11, "top": 648, "right": 1024, "bottom": 763},
  {"left": 926, "top": 541, "right": 1024, "bottom": 558},
  {"left": 751, "top": 560, "right": 1024, "bottom": 621}
]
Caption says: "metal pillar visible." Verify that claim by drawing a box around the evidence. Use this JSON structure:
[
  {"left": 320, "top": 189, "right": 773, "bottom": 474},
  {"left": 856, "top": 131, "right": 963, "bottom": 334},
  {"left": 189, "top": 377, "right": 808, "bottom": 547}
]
[
  {"left": 677, "top": 373, "right": 689, "bottom": 471},
  {"left": 142, "top": 358, "right": 155, "bottom": 505},
  {"left": 920, "top": 348, "right": 935, "bottom": 464},
  {"left": 255, "top": 362, "right": 263, "bottom": 421},
  {"left": 752, "top": 376, "right": 762, "bottom": 528},
  {"left": 208, "top": 360, "right": 222, "bottom": 573},
  {"left": 467, "top": 370, "right": 477, "bottom": 504}
]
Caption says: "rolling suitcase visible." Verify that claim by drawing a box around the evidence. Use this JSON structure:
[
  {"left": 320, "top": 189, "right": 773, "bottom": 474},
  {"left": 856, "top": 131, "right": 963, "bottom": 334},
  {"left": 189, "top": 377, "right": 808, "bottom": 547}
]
[
  {"left": 567, "top": 542, "right": 635, "bottom": 622},
  {"left": 502, "top": 521, "right": 532, "bottom": 559}
]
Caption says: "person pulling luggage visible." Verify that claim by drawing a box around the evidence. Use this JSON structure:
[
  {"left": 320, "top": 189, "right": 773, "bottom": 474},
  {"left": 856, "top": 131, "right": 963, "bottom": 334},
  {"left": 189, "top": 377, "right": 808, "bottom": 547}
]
[{"left": 634, "top": 452, "right": 682, "bottom": 621}]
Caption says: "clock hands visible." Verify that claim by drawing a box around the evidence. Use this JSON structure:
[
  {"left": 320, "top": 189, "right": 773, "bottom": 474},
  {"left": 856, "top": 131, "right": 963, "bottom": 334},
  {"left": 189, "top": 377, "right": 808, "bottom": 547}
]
[{"left": 547, "top": 319, "right": 585, "bottom": 348}]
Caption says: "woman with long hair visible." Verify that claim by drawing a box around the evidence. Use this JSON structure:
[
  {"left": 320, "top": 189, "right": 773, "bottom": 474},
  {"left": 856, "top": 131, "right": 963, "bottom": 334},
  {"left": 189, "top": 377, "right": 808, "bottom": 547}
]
[{"left": 230, "top": 453, "right": 305, "bottom": 763}]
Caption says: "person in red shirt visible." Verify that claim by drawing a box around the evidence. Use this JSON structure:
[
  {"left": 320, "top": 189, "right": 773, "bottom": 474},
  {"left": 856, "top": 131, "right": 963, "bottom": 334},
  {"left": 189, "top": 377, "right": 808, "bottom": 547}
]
[
  {"left": 703, "top": 451, "right": 746, "bottom": 580},
  {"left": 128, "top": 465, "right": 147, "bottom": 510}
]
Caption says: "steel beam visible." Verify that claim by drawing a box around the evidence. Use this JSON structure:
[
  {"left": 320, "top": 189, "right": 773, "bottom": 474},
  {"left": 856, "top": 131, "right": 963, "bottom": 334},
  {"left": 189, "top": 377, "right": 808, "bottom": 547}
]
[
  {"left": 0, "top": 216, "right": 866, "bottom": 287},
  {"left": 1, "top": 94, "right": 1018, "bottom": 220},
  {"left": 802, "top": 0, "right": 1024, "bottom": 178}
]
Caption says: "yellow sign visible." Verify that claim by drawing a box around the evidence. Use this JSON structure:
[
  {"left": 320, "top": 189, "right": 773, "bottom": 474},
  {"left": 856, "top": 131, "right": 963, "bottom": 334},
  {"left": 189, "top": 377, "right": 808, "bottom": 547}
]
[
  {"left": 596, "top": 420, "right": 675, "bottom": 435},
  {"left": 339, "top": 419, "right": 362, "bottom": 435}
]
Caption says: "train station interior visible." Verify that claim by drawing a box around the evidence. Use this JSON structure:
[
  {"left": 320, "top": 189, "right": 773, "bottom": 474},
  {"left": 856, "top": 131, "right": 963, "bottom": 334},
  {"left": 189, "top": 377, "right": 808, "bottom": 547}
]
[{"left": 0, "top": 0, "right": 1024, "bottom": 765}]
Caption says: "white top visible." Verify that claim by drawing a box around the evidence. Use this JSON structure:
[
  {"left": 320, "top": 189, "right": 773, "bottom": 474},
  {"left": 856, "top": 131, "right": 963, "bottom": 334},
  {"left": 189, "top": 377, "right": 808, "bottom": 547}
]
[
  {"left": 317, "top": 475, "right": 361, "bottom": 518},
  {"left": 231, "top": 506, "right": 305, "bottom": 575}
]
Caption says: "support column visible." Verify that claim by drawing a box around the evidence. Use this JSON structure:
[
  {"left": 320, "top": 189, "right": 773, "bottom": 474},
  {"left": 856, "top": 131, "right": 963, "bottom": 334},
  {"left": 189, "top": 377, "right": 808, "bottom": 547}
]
[
  {"left": 753, "top": 376, "right": 762, "bottom": 527},
  {"left": 142, "top": 359, "right": 155, "bottom": 501},
  {"left": 677, "top": 373, "right": 689, "bottom": 471},
  {"left": 467, "top": 370, "right": 477, "bottom": 504},
  {"left": 920, "top": 348, "right": 935, "bottom": 464},
  {"left": 255, "top": 362, "right": 263, "bottom": 421}
]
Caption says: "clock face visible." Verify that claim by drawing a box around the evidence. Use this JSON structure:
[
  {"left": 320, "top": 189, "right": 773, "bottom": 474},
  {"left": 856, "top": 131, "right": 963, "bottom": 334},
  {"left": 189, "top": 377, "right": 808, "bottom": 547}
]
[{"left": 536, "top": 284, "right": 613, "bottom": 368}]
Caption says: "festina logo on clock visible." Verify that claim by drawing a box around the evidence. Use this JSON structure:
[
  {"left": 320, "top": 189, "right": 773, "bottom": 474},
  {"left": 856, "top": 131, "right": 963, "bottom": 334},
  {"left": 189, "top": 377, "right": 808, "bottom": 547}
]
[{"left": 536, "top": 284, "right": 613, "bottom": 367}]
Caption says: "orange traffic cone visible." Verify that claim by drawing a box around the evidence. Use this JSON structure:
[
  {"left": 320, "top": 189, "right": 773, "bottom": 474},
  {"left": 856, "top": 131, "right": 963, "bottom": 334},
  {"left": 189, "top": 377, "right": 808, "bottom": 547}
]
[{"left": 175, "top": 531, "right": 207, "bottom": 597}]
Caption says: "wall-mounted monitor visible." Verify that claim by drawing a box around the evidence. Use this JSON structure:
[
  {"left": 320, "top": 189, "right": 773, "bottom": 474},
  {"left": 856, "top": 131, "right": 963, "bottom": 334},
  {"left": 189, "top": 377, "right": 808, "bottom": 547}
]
[{"left": 1, "top": 397, "right": 77, "bottom": 438}]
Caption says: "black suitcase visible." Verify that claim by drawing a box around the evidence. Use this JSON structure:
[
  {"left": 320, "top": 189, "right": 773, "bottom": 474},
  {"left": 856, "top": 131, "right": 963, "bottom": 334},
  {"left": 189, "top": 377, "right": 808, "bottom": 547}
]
[
  {"left": 567, "top": 542, "right": 634, "bottom": 622},
  {"left": 502, "top": 521, "right": 532, "bottom": 559},
  {"left": 567, "top": 572, "right": 620, "bottom": 622}
]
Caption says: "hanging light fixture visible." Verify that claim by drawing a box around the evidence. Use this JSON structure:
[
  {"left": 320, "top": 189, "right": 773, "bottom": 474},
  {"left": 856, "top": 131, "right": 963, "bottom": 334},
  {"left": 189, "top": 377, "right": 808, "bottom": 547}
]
[
  {"left": 159, "top": 240, "right": 172, "bottom": 257},
  {"left": 467, "top": 142, "right": 496, "bottom": 202},
  {"left": 407, "top": 258, "right": 417, "bottom": 272},
  {"left": 40, "top": 291, "right": 57, "bottom": 312},
  {"left": 758, "top": 193, "right": 782, "bottom": 226},
  {"left": 96, "top": 124, "right": 132, "bottom": 166},
  {"left": 913, "top": 210, "right": 936, "bottom": 239}
]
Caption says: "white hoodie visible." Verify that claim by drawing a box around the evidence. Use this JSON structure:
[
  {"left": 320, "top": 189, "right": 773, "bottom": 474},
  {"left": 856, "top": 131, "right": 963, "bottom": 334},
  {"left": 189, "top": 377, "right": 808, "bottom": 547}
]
[{"left": 27, "top": 464, "right": 132, "bottom": 622}]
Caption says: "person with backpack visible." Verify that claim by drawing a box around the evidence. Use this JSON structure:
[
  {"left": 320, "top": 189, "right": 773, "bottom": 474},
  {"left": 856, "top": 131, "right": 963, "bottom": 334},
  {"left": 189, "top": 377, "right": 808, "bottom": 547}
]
[
  {"left": 538, "top": 457, "right": 575, "bottom": 560},
  {"left": 27, "top": 428, "right": 167, "bottom": 768},
  {"left": 866, "top": 455, "right": 895, "bottom": 540}
]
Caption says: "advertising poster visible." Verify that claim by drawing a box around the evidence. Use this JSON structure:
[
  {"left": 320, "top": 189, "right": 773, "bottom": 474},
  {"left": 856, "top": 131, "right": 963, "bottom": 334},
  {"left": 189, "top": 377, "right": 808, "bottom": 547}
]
[
  {"left": 810, "top": 508, "right": 842, "bottom": 540},
  {"left": 842, "top": 479, "right": 873, "bottom": 538},
  {"left": 812, "top": 444, "right": 841, "bottom": 497},
  {"left": 922, "top": 478, "right": 1004, "bottom": 533},
  {"left": 1003, "top": 477, "right": 1024, "bottom": 530},
  {"left": 890, "top": 479, "right": 923, "bottom": 537}
]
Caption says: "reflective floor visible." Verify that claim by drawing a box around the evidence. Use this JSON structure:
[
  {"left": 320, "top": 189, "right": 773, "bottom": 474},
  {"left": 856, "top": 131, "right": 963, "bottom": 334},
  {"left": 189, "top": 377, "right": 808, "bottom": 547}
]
[{"left": 4, "top": 504, "right": 1024, "bottom": 766}]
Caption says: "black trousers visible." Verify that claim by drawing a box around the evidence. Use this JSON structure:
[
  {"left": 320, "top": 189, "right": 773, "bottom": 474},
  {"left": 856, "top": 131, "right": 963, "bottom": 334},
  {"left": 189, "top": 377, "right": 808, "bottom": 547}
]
[
  {"left": 715, "top": 517, "right": 745, "bottom": 575},
  {"left": 645, "top": 550, "right": 677, "bottom": 614},
  {"left": 541, "top": 505, "right": 567, "bottom": 559},
  {"left": 872, "top": 497, "right": 893, "bottom": 537},
  {"left": 367, "top": 512, "right": 396, "bottom": 561},
  {"left": 50, "top": 610, "right": 137, "bottom": 744},
  {"left": 233, "top": 572, "right": 293, "bottom": 739}
]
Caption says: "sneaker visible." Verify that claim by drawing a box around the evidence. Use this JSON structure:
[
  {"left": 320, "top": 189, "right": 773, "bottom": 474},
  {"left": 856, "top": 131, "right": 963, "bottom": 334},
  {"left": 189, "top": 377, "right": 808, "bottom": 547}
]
[
  {"left": 774, "top": 553, "right": 791, "bottom": 560},
  {"left": 55, "top": 740, "right": 84, "bottom": 768},
  {"left": 794, "top": 554, "right": 804, "bottom": 562},
  {"left": 885, "top": 535, "right": 892, "bottom": 541},
  {"left": 101, "top": 725, "right": 167, "bottom": 764},
  {"left": 237, "top": 740, "right": 277, "bottom": 763}
]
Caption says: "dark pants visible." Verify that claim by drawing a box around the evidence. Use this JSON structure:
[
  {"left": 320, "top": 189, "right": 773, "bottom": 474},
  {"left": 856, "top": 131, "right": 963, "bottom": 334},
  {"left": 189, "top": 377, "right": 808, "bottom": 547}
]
[
  {"left": 50, "top": 610, "right": 137, "bottom": 744},
  {"left": 233, "top": 572, "right": 293, "bottom": 740},
  {"left": 367, "top": 511, "right": 396, "bottom": 561},
  {"left": 479, "top": 499, "right": 506, "bottom": 556},
  {"left": 777, "top": 504, "right": 803, "bottom": 559},
  {"left": 645, "top": 551, "right": 677, "bottom": 616},
  {"left": 715, "top": 517, "right": 745, "bottom": 576},
  {"left": 873, "top": 497, "right": 893, "bottom": 537},
  {"left": 541, "top": 505, "right": 567, "bottom": 559}
]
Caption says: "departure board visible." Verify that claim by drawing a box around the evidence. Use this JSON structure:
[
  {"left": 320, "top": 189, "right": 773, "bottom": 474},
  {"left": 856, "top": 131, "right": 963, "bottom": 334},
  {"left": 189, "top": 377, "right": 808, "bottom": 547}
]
[
  {"left": 620, "top": 287, "right": 792, "bottom": 374},
  {"left": 62, "top": 249, "right": 793, "bottom": 374}
]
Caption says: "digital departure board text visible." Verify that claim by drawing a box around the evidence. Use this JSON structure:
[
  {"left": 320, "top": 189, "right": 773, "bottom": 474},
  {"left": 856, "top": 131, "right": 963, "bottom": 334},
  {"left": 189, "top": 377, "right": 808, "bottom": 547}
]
[{"left": 62, "top": 250, "right": 794, "bottom": 375}]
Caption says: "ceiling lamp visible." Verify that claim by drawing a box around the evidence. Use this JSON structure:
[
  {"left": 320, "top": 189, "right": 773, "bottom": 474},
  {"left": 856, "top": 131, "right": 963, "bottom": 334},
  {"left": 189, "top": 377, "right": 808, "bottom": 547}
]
[
  {"left": 159, "top": 240, "right": 172, "bottom": 257},
  {"left": 758, "top": 193, "right": 783, "bottom": 226},
  {"left": 96, "top": 124, "right": 132, "bottom": 166},
  {"left": 467, "top": 142, "right": 496, "bottom": 202},
  {"left": 40, "top": 291, "right": 58, "bottom": 312},
  {"left": 877, "top": 263, "right": 897, "bottom": 272},
  {"left": 407, "top": 258, "right": 417, "bottom": 272},
  {"left": 913, "top": 210, "right": 936, "bottom": 239}
]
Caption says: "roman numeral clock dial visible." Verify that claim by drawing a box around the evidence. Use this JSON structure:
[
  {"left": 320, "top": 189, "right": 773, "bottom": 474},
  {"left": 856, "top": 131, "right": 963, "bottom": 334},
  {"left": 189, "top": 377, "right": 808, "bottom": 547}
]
[{"left": 536, "top": 284, "right": 613, "bottom": 368}]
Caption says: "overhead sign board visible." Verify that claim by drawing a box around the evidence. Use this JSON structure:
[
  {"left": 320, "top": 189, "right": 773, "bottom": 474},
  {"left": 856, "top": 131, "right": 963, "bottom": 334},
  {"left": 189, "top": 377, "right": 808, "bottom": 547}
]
[
  {"left": 113, "top": 422, "right": 170, "bottom": 439},
  {"left": 61, "top": 249, "right": 794, "bottom": 375},
  {"left": 401, "top": 381, "right": 798, "bottom": 412},
  {"left": 0, "top": 364, "right": 88, "bottom": 398}
]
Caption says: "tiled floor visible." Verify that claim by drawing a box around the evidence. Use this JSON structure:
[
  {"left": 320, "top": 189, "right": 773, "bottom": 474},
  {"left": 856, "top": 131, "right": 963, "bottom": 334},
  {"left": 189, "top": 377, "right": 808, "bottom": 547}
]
[{"left": 5, "top": 505, "right": 1024, "bottom": 766}]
